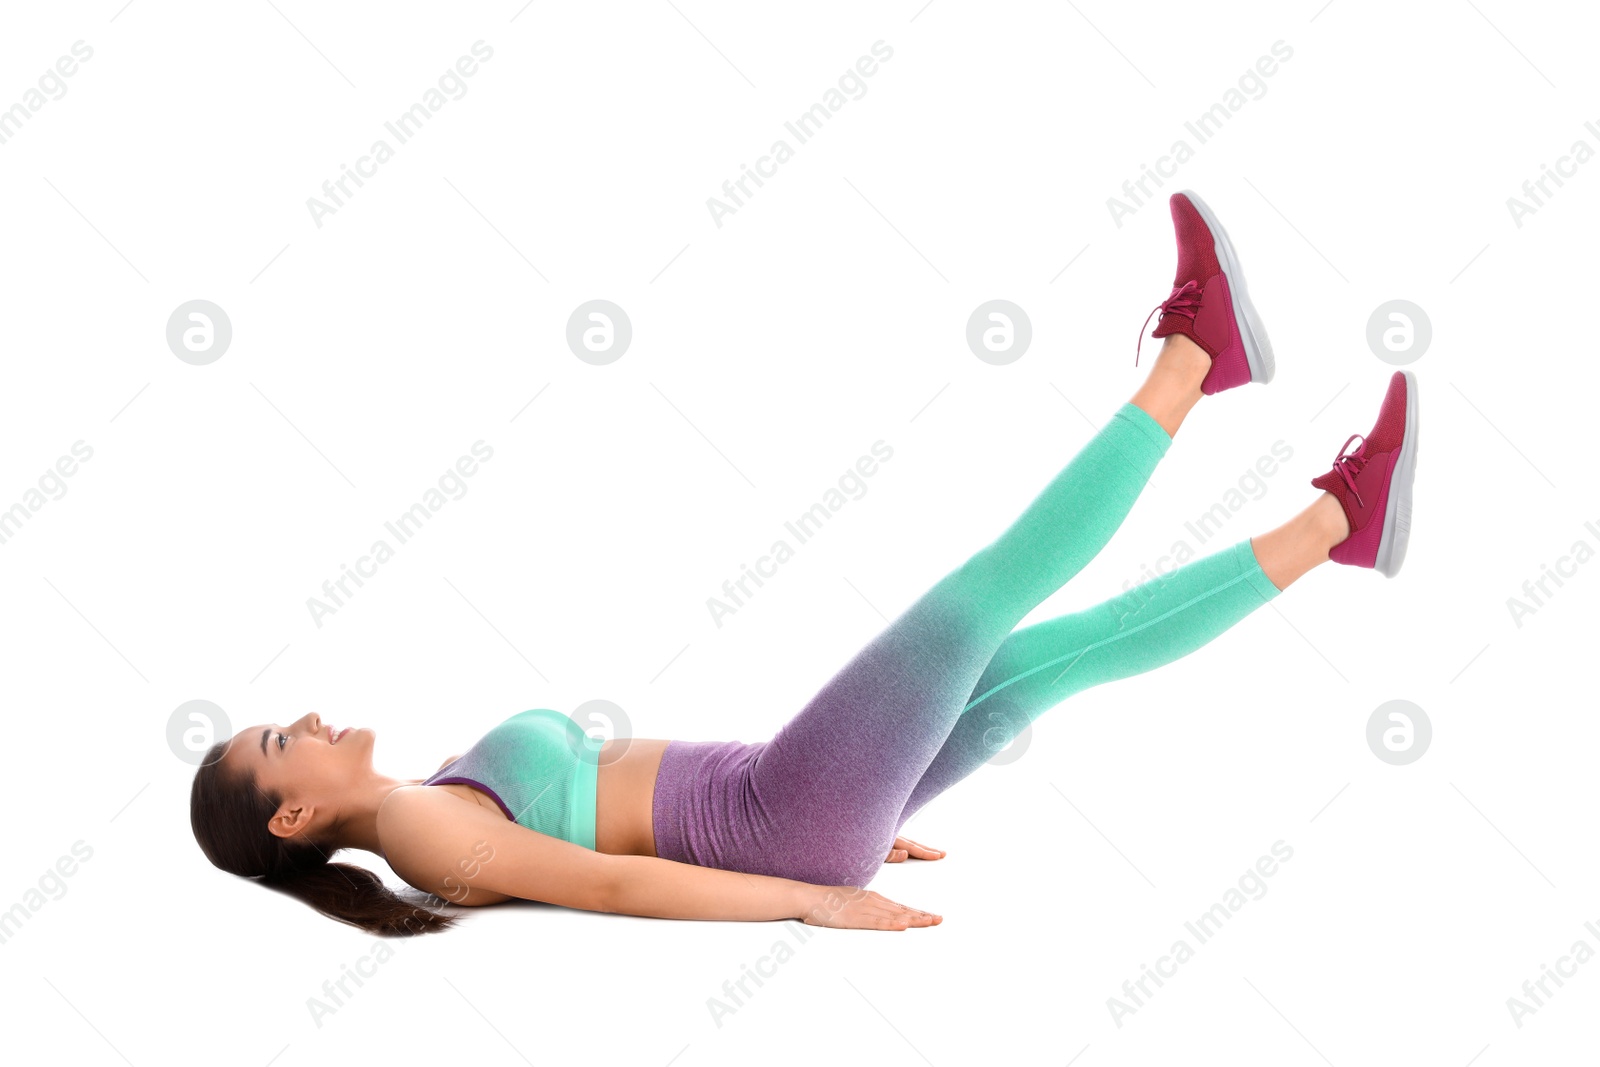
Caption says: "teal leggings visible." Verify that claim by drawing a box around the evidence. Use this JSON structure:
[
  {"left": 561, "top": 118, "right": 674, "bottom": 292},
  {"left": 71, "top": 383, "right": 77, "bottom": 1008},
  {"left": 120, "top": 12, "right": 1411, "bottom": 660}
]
[
  {"left": 893, "top": 403, "right": 1283, "bottom": 829},
  {"left": 656, "top": 403, "right": 1285, "bottom": 887},
  {"left": 896, "top": 535, "right": 1279, "bottom": 826}
]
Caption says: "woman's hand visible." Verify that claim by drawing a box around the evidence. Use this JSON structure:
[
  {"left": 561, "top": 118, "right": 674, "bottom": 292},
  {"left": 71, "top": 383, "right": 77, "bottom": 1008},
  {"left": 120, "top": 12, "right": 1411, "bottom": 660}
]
[
  {"left": 883, "top": 836, "right": 946, "bottom": 863},
  {"left": 799, "top": 886, "right": 942, "bottom": 931}
]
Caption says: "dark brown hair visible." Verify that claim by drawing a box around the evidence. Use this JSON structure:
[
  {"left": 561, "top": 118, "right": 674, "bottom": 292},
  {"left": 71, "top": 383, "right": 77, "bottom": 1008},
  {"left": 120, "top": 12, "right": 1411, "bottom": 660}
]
[{"left": 189, "top": 741, "right": 456, "bottom": 936}]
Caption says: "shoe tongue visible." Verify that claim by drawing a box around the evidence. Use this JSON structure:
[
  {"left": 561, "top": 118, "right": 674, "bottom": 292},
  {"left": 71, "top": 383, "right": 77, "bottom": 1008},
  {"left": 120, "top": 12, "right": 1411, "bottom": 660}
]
[
  {"left": 1168, "top": 195, "right": 1221, "bottom": 289},
  {"left": 1150, "top": 310, "right": 1195, "bottom": 338}
]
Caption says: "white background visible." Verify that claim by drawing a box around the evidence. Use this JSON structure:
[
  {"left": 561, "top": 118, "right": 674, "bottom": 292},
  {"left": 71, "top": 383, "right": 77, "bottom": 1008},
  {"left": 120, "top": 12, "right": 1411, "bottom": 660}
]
[{"left": 1, "top": 1, "right": 1594, "bottom": 1065}]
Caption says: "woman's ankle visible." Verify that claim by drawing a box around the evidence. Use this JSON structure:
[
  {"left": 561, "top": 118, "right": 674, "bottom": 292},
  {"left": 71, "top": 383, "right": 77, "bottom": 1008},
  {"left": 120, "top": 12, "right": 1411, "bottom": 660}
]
[
  {"left": 1252, "top": 497, "right": 1347, "bottom": 591},
  {"left": 1155, "top": 333, "right": 1211, "bottom": 383},
  {"left": 1130, "top": 336, "right": 1209, "bottom": 437},
  {"left": 1310, "top": 491, "right": 1351, "bottom": 548}
]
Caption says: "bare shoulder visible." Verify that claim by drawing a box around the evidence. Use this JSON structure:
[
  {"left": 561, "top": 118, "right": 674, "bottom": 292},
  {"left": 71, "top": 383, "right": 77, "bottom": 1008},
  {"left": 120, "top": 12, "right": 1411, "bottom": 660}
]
[
  {"left": 377, "top": 786, "right": 621, "bottom": 914},
  {"left": 377, "top": 786, "right": 511, "bottom": 906},
  {"left": 436, "top": 753, "right": 462, "bottom": 772}
]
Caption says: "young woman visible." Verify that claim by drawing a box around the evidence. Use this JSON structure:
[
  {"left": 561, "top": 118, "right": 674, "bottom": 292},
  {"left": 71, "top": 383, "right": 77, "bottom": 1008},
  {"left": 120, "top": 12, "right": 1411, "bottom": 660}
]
[{"left": 191, "top": 190, "right": 1419, "bottom": 935}]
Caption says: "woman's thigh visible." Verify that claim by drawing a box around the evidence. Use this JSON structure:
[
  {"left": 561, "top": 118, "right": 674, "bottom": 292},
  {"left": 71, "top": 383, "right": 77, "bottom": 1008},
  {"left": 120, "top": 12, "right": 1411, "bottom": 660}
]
[{"left": 741, "top": 562, "right": 1006, "bottom": 875}]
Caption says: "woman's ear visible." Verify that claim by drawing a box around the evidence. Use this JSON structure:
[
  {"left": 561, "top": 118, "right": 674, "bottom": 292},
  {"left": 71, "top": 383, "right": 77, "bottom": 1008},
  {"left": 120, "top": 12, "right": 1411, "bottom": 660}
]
[{"left": 268, "top": 802, "right": 315, "bottom": 840}]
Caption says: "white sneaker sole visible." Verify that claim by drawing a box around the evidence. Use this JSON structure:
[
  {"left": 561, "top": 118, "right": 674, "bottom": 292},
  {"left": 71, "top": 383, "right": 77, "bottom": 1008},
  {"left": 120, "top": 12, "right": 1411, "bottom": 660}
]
[{"left": 1374, "top": 370, "right": 1420, "bottom": 578}]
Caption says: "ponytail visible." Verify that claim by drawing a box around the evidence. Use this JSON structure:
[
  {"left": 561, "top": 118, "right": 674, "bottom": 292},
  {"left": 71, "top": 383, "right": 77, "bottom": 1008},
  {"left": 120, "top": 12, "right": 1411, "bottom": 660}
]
[{"left": 190, "top": 742, "right": 456, "bottom": 936}]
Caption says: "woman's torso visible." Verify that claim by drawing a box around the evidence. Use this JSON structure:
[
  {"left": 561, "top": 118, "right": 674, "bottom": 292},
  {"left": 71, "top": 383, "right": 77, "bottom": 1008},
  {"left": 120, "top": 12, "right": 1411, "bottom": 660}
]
[
  {"left": 594, "top": 737, "right": 671, "bottom": 855},
  {"left": 428, "top": 736, "right": 672, "bottom": 857}
]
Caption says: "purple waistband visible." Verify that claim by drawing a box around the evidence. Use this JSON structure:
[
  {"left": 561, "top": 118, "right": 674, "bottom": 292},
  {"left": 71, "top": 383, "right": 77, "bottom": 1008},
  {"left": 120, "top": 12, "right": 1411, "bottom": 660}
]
[{"left": 650, "top": 738, "right": 760, "bottom": 866}]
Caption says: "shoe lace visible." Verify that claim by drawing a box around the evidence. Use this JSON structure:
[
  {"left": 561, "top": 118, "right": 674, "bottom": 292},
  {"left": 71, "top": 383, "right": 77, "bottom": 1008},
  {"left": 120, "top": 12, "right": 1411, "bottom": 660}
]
[
  {"left": 1331, "top": 434, "right": 1368, "bottom": 508},
  {"left": 1135, "top": 280, "right": 1202, "bottom": 366}
]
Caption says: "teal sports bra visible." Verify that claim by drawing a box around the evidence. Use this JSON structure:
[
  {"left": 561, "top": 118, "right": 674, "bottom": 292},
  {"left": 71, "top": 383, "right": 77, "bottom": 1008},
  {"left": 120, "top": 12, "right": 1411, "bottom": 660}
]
[{"left": 422, "top": 709, "right": 604, "bottom": 849}]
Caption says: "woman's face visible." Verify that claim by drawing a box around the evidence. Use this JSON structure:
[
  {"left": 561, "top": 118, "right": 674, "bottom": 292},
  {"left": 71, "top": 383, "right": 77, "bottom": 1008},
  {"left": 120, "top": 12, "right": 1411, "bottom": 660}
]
[{"left": 222, "top": 712, "right": 375, "bottom": 837}]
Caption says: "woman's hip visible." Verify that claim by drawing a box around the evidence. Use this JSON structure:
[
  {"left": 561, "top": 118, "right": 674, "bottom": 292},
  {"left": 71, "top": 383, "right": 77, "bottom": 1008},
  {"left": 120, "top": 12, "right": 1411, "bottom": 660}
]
[{"left": 652, "top": 738, "right": 891, "bottom": 887}]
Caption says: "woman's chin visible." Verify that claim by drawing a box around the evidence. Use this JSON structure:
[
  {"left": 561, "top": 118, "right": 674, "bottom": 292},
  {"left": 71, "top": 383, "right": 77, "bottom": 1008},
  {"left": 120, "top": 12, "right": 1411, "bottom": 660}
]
[{"left": 339, "top": 726, "right": 376, "bottom": 755}]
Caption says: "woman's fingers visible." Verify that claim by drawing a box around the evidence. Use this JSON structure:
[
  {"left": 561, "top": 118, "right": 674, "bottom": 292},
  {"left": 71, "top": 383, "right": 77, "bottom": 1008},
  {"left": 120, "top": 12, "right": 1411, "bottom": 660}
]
[
  {"left": 877, "top": 894, "right": 941, "bottom": 929},
  {"left": 865, "top": 891, "right": 940, "bottom": 930},
  {"left": 806, "top": 888, "right": 943, "bottom": 930},
  {"left": 890, "top": 835, "right": 946, "bottom": 861}
]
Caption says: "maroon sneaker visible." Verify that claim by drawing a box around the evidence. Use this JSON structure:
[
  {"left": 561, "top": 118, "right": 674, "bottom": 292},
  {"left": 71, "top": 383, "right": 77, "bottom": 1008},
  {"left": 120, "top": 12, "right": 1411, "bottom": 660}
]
[
  {"left": 1138, "top": 190, "right": 1275, "bottom": 394},
  {"left": 1312, "top": 370, "right": 1420, "bottom": 577}
]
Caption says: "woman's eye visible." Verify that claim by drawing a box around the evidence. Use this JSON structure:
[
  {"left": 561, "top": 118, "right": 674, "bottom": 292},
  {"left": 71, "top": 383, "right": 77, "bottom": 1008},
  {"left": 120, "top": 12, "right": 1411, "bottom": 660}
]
[{"left": 276, "top": 733, "right": 287, "bottom": 751}]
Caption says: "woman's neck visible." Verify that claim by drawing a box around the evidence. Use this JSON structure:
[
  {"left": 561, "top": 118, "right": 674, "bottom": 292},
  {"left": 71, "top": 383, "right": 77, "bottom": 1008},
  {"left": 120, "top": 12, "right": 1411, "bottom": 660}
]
[{"left": 327, "top": 772, "right": 424, "bottom": 855}]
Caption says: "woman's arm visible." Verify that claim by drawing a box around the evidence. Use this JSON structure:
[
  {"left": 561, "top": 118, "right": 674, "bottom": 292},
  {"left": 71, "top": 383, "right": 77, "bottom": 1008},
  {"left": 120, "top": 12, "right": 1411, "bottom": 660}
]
[{"left": 378, "top": 786, "right": 940, "bottom": 929}]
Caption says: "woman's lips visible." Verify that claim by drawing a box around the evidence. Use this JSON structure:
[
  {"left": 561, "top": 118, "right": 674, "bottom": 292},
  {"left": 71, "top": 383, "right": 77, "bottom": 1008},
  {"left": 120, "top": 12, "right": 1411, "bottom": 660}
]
[{"left": 330, "top": 726, "right": 350, "bottom": 744}]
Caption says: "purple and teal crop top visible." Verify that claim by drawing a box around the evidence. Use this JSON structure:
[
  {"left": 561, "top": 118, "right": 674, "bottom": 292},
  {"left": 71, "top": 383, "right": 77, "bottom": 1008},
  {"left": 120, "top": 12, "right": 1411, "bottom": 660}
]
[{"left": 422, "top": 709, "right": 604, "bottom": 849}]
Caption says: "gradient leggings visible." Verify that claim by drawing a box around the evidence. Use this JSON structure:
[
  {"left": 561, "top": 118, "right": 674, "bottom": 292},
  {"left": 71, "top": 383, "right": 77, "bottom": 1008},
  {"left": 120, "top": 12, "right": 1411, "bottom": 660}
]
[{"left": 650, "top": 403, "right": 1284, "bottom": 888}]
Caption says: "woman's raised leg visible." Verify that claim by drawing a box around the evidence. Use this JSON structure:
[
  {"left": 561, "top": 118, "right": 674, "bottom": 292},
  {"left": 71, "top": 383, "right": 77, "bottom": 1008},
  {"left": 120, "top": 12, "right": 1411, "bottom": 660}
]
[
  {"left": 737, "top": 188, "right": 1283, "bottom": 887},
  {"left": 891, "top": 507, "right": 1338, "bottom": 829},
  {"left": 893, "top": 368, "right": 1422, "bottom": 828},
  {"left": 739, "top": 338, "right": 1209, "bottom": 887}
]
